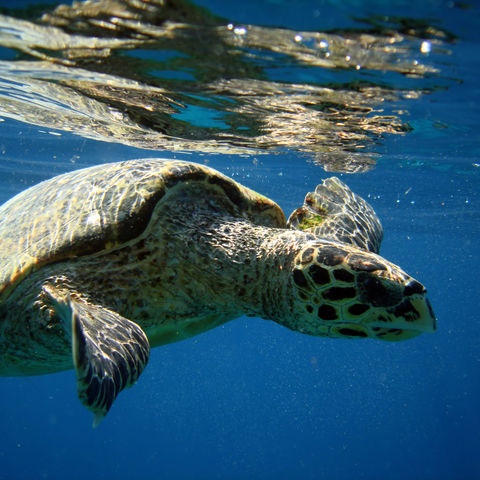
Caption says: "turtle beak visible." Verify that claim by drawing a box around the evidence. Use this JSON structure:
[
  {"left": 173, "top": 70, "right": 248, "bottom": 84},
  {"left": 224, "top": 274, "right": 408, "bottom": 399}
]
[
  {"left": 367, "top": 294, "right": 436, "bottom": 342},
  {"left": 409, "top": 296, "right": 436, "bottom": 333},
  {"left": 402, "top": 279, "right": 436, "bottom": 333},
  {"left": 363, "top": 275, "right": 437, "bottom": 341},
  {"left": 379, "top": 291, "right": 436, "bottom": 339}
]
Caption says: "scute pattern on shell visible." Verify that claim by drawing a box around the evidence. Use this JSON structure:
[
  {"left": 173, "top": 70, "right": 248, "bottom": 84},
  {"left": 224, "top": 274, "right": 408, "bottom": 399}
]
[{"left": 0, "top": 158, "right": 285, "bottom": 298}]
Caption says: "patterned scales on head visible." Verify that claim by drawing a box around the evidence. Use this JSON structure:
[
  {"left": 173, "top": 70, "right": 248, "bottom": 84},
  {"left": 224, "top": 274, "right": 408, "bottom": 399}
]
[{"left": 0, "top": 158, "right": 436, "bottom": 426}]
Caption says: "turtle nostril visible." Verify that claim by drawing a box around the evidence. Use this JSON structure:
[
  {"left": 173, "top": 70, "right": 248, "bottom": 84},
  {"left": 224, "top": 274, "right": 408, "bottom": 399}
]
[{"left": 404, "top": 280, "right": 425, "bottom": 296}]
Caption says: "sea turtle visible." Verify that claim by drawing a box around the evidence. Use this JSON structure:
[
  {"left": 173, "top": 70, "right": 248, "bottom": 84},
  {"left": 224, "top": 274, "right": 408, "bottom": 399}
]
[{"left": 0, "top": 158, "right": 435, "bottom": 426}]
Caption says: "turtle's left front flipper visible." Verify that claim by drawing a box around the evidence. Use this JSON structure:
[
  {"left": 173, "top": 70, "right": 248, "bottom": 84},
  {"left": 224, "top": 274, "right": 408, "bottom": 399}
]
[{"left": 43, "top": 285, "right": 150, "bottom": 427}]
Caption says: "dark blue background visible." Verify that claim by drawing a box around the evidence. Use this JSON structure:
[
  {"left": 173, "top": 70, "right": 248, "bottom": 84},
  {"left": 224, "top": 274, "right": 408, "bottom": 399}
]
[{"left": 0, "top": 1, "right": 479, "bottom": 478}]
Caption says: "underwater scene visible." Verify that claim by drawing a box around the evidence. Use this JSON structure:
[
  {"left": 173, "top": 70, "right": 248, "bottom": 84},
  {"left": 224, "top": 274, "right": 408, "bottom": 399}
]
[{"left": 0, "top": 0, "right": 479, "bottom": 478}]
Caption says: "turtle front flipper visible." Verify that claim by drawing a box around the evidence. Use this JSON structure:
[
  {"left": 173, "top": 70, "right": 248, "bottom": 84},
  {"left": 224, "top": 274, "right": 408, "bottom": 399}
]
[
  {"left": 287, "top": 177, "right": 383, "bottom": 254},
  {"left": 43, "top": 285, "right": 150, "bottom": 427}
]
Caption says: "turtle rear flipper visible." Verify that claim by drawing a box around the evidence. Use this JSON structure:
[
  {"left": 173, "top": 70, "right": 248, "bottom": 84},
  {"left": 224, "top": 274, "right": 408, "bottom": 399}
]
[
  {"left": 287, "top": 177, "right": 383, "bottom": 254},
  {"left": 43, "top": 285, "right": 150, "bottom": 427}
]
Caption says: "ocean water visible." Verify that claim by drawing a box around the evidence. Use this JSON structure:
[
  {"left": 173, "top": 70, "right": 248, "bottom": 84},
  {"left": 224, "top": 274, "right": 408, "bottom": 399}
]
[{"left": 0, "top": 0, "right": 479, "bottom": 479}]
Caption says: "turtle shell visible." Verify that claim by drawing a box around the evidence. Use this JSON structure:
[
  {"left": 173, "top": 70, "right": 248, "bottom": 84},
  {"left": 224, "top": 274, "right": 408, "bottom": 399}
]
[{"left": 0, "top": 158, "right": 285, "bottom": 299}]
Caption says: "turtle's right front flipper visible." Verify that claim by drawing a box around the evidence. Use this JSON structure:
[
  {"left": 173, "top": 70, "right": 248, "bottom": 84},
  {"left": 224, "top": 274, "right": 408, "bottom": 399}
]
[
  {"left": 43, "top": 285, "right": 150, "bottom": 427},
  {"left": 287, "top": 177, "right": 383, "bottom": 254}
]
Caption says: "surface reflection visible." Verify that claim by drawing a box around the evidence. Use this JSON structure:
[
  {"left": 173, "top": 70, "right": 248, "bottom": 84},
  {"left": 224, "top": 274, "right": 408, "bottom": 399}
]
[{"left": 0, "top": 0, "right": 452, "bottom": 171}]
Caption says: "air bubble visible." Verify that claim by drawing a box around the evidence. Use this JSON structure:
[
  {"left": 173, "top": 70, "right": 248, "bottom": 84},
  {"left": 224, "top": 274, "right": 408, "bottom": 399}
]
[
  {"left": 420, "top": 41, "right": 431, "bottom": 53},
  {"left": 234, "top": 26, "right": 247, "bottom": 36}
]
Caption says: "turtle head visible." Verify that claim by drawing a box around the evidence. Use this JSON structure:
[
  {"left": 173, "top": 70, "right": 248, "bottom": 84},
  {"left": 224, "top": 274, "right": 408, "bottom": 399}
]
[{"left": 287, "top": 240, "right": 436, "bottom": 341}]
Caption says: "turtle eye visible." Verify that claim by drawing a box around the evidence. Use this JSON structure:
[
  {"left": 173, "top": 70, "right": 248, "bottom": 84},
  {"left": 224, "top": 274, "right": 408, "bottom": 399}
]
[{"left": 358, "top": 273, "right": 402, "bottom": 308}]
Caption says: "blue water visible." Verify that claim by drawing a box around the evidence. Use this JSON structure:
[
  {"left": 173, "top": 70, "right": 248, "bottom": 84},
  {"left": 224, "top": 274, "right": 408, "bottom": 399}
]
[{"left": 0, "top": 1, "right": 479, "bottom": 479}]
